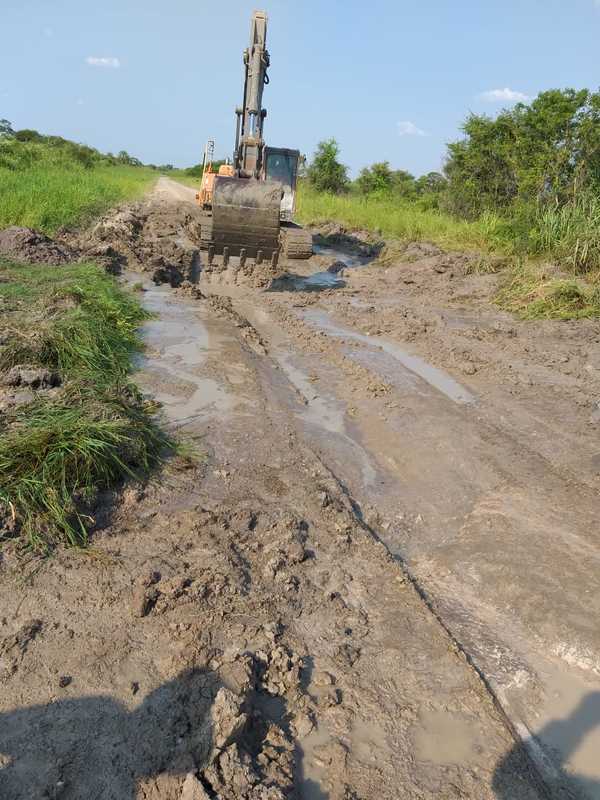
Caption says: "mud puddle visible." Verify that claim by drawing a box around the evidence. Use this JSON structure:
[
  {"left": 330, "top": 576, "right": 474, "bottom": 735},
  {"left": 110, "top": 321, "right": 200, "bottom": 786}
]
[
  {"left": 127, "top": 275, "right": 237, "bottom": 430},
  {"left": 300, "top": 307, "right": 476, "bottom": 405},
  {"left": 272, "top": 243, "right": 373, "bottom": 292},
  {"left": 274, "top": 350, "right": 378, "bottom": 487}
]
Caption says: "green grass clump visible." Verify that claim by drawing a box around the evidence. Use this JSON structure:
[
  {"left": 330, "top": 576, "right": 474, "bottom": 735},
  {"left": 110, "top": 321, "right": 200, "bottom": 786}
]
[
  {"left": 0, "top": 164, "right": 155, "bottom": 235},
  {"left": 495, "top": 265, "right": 600, "bottom": 319},
  {"left": 0, "top": 261, "right": 171, "bottom": 549}
]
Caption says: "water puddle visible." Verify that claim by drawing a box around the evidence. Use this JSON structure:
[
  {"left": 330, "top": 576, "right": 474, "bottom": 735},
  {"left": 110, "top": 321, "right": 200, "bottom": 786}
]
[
  {"left": 525, "top": 658, "right": 600, "bottom": 798},
  {"left": 275, "top": 351, "right": 377, "bottom": 486},
  {"left": 300, "top": 308, "right": 475, "bottom": 405},
  {"left": 129, "top": 276, "right": 235, "bottom": 429},
  {"left": 272, "top": 243, "right": 373, "bottom": 292}
]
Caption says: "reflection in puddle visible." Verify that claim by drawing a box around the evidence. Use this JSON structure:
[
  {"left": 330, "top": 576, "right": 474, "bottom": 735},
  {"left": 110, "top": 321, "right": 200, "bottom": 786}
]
[
  {"left": 272, "top": 244, "right": 373, "bottom": 292},
  {"left": 131, "top": 278, "right": 234, "bottom": 428}
]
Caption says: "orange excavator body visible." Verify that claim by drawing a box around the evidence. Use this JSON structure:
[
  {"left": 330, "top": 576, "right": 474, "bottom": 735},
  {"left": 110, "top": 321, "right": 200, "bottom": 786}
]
[{"left": 196, "top": 161, "right": 235, "bottom": 209}]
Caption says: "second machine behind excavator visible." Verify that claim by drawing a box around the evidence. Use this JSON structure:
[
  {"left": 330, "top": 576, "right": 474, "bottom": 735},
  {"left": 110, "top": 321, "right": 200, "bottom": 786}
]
[{"left": 197, "top": 11, "right": 313, "bottom": 275}]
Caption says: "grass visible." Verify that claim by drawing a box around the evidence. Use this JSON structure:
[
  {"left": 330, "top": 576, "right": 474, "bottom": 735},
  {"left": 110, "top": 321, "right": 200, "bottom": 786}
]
[
  {"left": 298, "top": 183, "right": 600, "bottom": 319},
  {"left": 0, "top": 261, "right": 171, "bottom": 550},
  {"left": 495, "top": 265, "right": 600, "bottom": 320},
  {"left": 0, "top": 164, "right": 156, "bottom": 235},
  {"left": 296, "top": 184, "right": 496, "bottom": 252},
  {"left": 526, "top": 194, "right": 600, "bottom": 273},
  {"left": 168, "top": 170, "right": 201, "bottom": 190}
]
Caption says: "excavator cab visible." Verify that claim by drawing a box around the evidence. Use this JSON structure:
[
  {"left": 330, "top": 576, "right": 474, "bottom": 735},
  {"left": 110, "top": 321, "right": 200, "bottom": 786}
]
[{"left": 263, "top": 147, "right": 300, "bottom": 222}]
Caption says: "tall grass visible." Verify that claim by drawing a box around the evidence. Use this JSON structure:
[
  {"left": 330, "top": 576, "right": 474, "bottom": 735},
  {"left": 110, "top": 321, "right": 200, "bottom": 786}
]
[
  {"left": 0, "top": 261, "right": 171, "bottom": 549},
  {"left": 296, "top": 184, "right": 495, "bottom": 251},
  {"left": 0, "top": 164, "right": 156, "bottom": 234},
  {"left": 528, "top": 194, "right": 600, "bottom": 273}
]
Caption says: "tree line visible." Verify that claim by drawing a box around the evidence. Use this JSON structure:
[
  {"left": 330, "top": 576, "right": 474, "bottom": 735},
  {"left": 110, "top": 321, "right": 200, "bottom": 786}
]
[
  {"left": 306, "top": 88, "right": 600, "bottom": 220},
  {"left": 0, "top": 120, "right": 175, "bottom": 172}
]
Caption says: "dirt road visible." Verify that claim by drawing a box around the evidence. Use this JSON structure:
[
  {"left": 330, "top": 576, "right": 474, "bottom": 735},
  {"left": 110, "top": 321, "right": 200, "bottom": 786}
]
[{"left": 1, "top": 177, "right": 598, "bottom": 798}]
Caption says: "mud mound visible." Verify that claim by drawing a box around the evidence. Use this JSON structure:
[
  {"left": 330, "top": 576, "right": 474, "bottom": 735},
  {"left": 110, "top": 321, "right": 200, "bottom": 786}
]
[
  {"left": 0, "top": 227, "right": 74, "bottom": 265},
  {"left": 70, "top": 200, "right": 204, "bottom": 280},
  {"left": 312, "top": 223, "right": 382, "bottom": 257}
]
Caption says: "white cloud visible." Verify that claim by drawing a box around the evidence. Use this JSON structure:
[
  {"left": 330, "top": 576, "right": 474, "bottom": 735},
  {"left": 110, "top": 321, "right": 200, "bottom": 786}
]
[
  {"left": 397, "top": 120, "right": 428, "bottom": 137},
  {"left": 85, "top": 56, "right": 121, "bottom": 69},
  {"left": 480, "top": 87, "right": 530, "bottom": 103}
]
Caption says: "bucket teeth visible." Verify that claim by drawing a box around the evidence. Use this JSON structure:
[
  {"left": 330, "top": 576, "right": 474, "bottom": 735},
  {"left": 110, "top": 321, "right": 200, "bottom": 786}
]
[{"left": 200, "top": 248, "right": 281, "bottom": 283}]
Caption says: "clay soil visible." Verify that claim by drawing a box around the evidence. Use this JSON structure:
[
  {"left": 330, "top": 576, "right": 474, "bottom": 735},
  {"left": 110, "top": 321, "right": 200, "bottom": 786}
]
[{"left": 3, "top": 177, "right": 599, "bottom": 799}]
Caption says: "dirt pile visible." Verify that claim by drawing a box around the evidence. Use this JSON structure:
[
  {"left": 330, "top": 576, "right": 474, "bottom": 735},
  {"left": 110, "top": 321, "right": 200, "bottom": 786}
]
[
  {"left": 68, "top": 200, "right": 204, "bottom": 282},
  {"left": 311, "top": 223, "right": 382, "bottom": 258},
  {"left": 0, "top": 226, "right": 74, "bottom": 265}
]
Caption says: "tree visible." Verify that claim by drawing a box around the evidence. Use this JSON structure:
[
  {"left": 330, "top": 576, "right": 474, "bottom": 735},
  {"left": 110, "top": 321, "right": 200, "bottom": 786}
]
[
  {"left": 414, "top": 172, "right": 447, "bottom": 195},
  {"left": 357, "top": 161, "right": 394, "bottom": 195},
  {"left": 117, "top": 150, "right": 142, "bottom": 167},
  {"left": 444, "top": 88, "right": 600, "bottom": 217},
  {"left": 14, "top": 129, "right": 44, "bottom": 143},
  {"left": 307, "top": 138, "right": 348, "bottom": 194},
  {"left": 0, "top": 119, "right": 14, "bottom": 138},
  {"left": 390, "top": 169, "right": 417, "bottom": 199}
]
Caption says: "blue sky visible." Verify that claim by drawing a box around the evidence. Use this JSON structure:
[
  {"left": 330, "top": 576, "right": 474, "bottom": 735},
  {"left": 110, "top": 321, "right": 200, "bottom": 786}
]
[{"left": 1, "top": 0, "right": 599, "bottom": 176}]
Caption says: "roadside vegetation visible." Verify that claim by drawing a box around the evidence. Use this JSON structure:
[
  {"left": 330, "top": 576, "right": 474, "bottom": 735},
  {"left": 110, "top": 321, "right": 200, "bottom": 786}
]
[
  {"left": 300, "top": 90, "right": 600, "bottom": 318},
  {"left": 0, "top": 121, "right": 157, "bottom": 234},
  {"left": 169, "top": 159, "right": 228, "bottom": 190},
  {"left": 0, "top": 261, "right": 171, "bottom": 550}
]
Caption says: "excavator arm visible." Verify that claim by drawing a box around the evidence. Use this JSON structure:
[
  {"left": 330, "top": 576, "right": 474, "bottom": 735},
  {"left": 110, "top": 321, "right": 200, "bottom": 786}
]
[
  {"left": 199, "top": 10, "right": 312, "bottom": 269},
  {"left": 235, "top": 11, "right": 270, "bottom": 177}
]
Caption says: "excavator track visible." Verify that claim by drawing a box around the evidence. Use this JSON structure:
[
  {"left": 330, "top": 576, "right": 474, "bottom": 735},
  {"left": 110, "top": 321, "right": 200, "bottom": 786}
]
[{"left": 280, "top": 225, "right": 313, "bottom": 260}]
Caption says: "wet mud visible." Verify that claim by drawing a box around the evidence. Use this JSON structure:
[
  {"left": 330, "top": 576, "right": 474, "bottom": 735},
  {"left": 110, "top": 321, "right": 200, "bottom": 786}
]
[{"left": 2, "top": 178, "right": 597, "bottom": 798}]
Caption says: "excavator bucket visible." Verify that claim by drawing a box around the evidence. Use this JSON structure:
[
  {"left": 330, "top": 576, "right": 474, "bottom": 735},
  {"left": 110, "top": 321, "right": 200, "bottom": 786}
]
[{"left": 210, "top": 176, "right": 281, "bottom": 259}]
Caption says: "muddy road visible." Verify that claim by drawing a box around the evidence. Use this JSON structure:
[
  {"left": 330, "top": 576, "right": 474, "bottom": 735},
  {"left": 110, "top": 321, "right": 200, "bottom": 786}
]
[{"left": 1, "top": 177, "right": 599, "bottom": 798}]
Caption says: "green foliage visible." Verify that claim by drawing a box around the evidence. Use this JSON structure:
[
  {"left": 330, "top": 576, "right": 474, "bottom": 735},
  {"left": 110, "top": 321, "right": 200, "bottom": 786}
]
[
  {"left": 527, "top": 193, "right": 600, "bottom": 272},
  {"left": 356, "top": 162, "right": 419, "bottom": 200},
  {"left": 444, "top": 89, "right": 600, "bottom": 217},
  {"left": 495, "top": 264, "right": 600, "bottom": 319},
  {"left": 307, "top": 138, "right": 348, "bottom": 194},
  {"left": 117, "top": 150, "right": 143, "bottom": 167},
  {"left": 0, "top": 262, "right": 171, "bottom": 549},
  {"left": 297, "top": 183, "right": 490, "bottom": 251},
  {"left": 0, "top": 127, "right": 155, "bottom": 233}
]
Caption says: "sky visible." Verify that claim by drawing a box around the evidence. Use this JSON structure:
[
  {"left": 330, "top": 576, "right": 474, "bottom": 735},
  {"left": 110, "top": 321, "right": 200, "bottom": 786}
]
[{"left": 1, "top": 0, "right": 599, "bottom": 177}]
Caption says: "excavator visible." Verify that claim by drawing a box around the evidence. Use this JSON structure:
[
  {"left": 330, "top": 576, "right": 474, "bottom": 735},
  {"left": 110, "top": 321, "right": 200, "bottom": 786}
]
[{"left": 196, "top": 10, "right": 312, "bottom": 275}]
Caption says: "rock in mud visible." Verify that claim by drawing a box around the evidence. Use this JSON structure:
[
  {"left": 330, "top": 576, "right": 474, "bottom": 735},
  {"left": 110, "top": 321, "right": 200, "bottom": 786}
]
[
  {"left": 3, "top": 366, "right": 61, "bottom": 389},
  {"left": 0, "top": 226, "right": 74, "bottom": 265},
  {"left": 327, "top": 260, "right": 347, "bottom": 274}
]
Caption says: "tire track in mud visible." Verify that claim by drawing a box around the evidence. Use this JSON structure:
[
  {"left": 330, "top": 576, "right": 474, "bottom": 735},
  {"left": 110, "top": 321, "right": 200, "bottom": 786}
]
[
  {"left": 0, "top": 181, "right": 548, "bottom": 799},
  {"left": 187, "top": 281, "right": 561, "bottom": 800}
]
